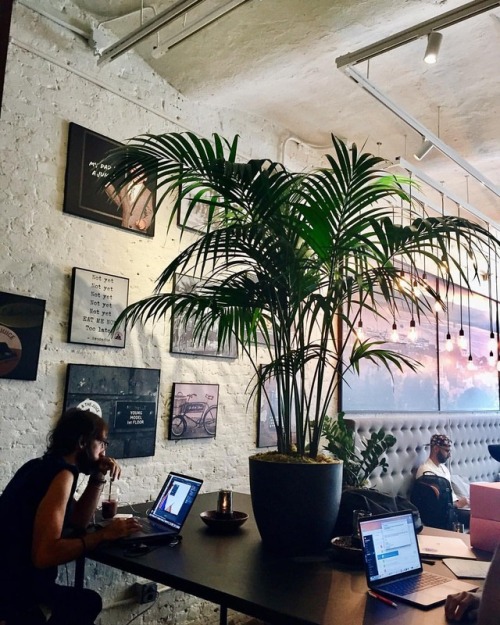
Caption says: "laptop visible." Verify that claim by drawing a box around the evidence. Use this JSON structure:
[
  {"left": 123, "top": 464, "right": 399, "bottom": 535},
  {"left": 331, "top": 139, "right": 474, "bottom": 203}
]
[
  {"left": 120, "top": 472, "right": 203, "bottom": 544},
  {"left": 358, "top": 510, "right": 478, "bottom": 609}
]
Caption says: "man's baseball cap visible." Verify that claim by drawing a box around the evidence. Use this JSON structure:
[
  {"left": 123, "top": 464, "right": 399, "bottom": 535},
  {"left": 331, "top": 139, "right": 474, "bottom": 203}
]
[{"left": 430, "top": 433, "right": 452, "bottom": 448}]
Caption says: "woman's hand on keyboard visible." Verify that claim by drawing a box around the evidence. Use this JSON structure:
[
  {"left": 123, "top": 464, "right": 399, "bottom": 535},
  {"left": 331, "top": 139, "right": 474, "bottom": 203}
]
[{"left": 102, "top": 517, "right": 142, "bottom": 541}]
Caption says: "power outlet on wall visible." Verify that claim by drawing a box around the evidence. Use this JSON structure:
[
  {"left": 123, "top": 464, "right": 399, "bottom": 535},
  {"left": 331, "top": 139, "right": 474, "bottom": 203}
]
[{"left": 134, "top": 581, "right": 158, "bottom": 604}]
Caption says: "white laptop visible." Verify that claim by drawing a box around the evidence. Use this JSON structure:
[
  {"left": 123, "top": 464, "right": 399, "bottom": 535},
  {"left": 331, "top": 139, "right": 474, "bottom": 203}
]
[
  {"left": 358, "top": 510, "right": 478, "bottom": 609},
  {"left": 121, "top": 472, "right": 203, "bottom": 544}
]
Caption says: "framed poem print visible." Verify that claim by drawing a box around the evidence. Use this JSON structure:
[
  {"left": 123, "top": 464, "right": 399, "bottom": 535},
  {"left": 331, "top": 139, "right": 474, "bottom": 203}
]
[
  {"left": 177, "top": 195, "right": 209, "bottom": 233},
  {"left": 170, "top": 274, "right": 237, "bottom": 358},
  {"left": 168, "top": 382, "right": 219, "bottom": 440},
  {"left": 0, "top": 291, "right": 46, "bottom": 380},
  {"left": 63, "top": 122, "right": 156, "bottom": 237},
  {"left": 68, "top": 267, "right": 129, "bottom": 348},
  {"left": 64, "top": 363, "right": 160, "bottom": 459},
  {"left": 438, "top": 286, "right": 499, "bottom": 411}
]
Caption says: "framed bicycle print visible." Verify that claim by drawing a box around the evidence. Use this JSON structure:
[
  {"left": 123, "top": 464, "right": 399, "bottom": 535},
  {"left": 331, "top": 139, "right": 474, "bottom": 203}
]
[
  {"left": 68, "top": 267, "right": 129, "bottom": 348},
  {"left": 169, "top": 382, "right": 219, "bottom": 440}
]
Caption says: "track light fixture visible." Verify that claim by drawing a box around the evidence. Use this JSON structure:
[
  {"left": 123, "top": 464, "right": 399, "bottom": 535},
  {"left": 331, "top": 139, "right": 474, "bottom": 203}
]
[
  {"left": 414, "top": 139, "right": 434, "bottom": 161},
  {"left": 424, "top": 31, "right": 443, "bottom": 64}
]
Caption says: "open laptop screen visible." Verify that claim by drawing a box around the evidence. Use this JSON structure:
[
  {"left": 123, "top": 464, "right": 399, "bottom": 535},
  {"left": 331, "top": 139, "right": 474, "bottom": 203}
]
[
  {"left": 148, "top": 472, "right": 203, "bottom": 531},
  {"left": 359, "top": 511, "right": 422, "bottom": 583}
]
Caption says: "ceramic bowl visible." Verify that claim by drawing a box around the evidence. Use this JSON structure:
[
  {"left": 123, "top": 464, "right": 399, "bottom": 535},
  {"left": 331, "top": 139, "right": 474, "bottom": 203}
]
[
  {"left": 200, "top": 510, "right": 249, "bottom": 532},
  {"left": 329, "top": 535, "right": 364, "bottom": 566}
]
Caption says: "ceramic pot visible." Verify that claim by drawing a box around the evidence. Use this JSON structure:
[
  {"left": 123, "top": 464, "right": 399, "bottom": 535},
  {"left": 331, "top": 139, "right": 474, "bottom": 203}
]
[{"left": 249, "top": 456, "right": 343, "bottom": 555}]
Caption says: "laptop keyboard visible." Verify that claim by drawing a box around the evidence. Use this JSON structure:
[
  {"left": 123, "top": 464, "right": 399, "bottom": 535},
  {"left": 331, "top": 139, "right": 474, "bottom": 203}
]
[
  {"left": 137, "top": 519, "right": 154, "bottom": 534},
  {"left": 381, "top": 572, "right": 450, "bottom": 596}
]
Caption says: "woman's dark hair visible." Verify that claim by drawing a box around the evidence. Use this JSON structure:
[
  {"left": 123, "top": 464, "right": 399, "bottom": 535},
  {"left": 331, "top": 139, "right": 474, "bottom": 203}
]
[{"left": 46, "top": 408, "right": 106, "bottom": 456}]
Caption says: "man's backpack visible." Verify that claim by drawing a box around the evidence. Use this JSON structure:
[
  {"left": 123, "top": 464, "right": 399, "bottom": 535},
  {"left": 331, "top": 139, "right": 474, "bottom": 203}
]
[
  {"left": 410, "top": 473, "right": 455, "bottom": 530},
  {"left": 332, "top": 488, "right": 423, "bottom": 537}
]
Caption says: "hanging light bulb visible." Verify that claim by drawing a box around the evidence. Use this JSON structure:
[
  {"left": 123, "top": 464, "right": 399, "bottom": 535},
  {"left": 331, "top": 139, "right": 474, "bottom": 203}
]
[
  {"left": 434, "top": 298, "right": 444, "bottom": 313},
  {"left": 458, "top": 328, "right": 467, "bottom": 350},
  {"left": 489, "top": 331, "right": 497, "bottom": 352},
  {"left": 408, "top": 319, "right": 417, "bottom": 342},
  {"left": 412, "top": 278, "right": 421, "bottom": 297},
  {"left": 391, "top": 321, "right": 399, "bottom": 343},
  {"left": 445, "top": 332, "right": 453, "bottom": 352},
  {"left": 356, "top": 320, "right": 364, "bottom": 341},
  {"left": 489, "top": 351, "right": 496, "bottom": 367},
  {"left": 467, "top": 354, "right": 475, "bottom": 371}
]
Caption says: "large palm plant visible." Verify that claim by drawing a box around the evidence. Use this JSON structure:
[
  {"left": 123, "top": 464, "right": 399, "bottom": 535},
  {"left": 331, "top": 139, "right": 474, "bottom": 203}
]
[{"left": 103, "top": 132, "right": 498, "bottom": 460}]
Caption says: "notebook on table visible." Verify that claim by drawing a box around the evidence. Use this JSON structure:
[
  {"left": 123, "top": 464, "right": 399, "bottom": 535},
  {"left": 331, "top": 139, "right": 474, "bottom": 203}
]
[
  {"left": 121, "top": 472, "right": 203, "bottom": 544},
  {"left": 358, "top": 510, "right": 478, "bottom": 609}
]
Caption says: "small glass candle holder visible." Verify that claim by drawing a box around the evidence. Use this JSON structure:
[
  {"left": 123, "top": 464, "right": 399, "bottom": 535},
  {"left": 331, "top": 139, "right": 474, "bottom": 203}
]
[{"left": 217, "top": 489, "right": 233, "bottom": 517}]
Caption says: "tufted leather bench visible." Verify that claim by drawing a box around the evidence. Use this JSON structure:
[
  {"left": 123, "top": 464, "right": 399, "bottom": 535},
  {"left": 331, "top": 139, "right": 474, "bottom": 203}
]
[{"left": 351, "top": 414, "right": 500, "bottom": 498}]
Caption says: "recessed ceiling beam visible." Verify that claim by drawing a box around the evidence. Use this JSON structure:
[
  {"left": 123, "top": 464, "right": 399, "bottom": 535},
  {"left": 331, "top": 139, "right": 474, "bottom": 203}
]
[
  {"left": 336, "top": 0, "right": 500, "bottom": 69},
  {"left": 343, "top": 65, "right": 500, "bottom": 203},
  {"left": 97, "top": 0, "right": 207, "bottom": 65}
]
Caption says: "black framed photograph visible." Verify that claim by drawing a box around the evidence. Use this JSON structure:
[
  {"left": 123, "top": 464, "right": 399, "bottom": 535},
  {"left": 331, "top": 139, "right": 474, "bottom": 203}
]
[
  {"left": 64, "top": 363, "right": 161, "bottom": 458},
  {"left": 0, "top": 291, "right": 46, "bottom": 381},
  {"left": 170, "top": 274, "right": 237, "bottom": 358},
  {"left": 168, "top": 382, "right": 219, "bottom": 440},
  {"left": 68, "top": 267, "right": 129, "bottom": 348},
  {"left": 63, "top": 122, "right": 156, "bottom": 237},
  {"left": 177, "top": 195, "right": 209, "bottom": 233}
]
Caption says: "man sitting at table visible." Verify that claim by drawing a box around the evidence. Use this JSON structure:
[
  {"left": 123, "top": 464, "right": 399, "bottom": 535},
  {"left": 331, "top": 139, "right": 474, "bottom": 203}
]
[{"left": 416, "top": 434, "right": 470, "bottom": 518}]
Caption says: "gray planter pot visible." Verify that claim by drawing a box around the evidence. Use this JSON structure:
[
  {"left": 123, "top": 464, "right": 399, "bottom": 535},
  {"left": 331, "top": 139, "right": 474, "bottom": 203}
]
[{"left": 249, "top": 456, "right": 343, "bottom": 555}]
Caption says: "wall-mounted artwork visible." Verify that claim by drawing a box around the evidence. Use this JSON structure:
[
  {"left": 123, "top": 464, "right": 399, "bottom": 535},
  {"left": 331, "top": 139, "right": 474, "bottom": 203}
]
[
  {"left": 68, "top": 267, "right": 129, "bottom": 348},
  {"left": 177, "top": 195, "right": 209, "bottom": 233},
  {"left": 170, "top": 274, "right": 237, "bottom": 358},
  {"left": 257, "top": 368, "right": 297, "bottom": 448},
  {"left": 64, "top": 364, "right": 160, "bottom": 458},
  {"left": 168, "top": 382, "right": 219, "bottom": 440},
  {"left": 438, "top": 286, "right": 499, "bottom": 411},
  {"left": 0, "top": 291, "right": 46, "bottom": 381},
  {"left": 341, "top": 300, "right": 439, "bottom": 412},
  {"left": 341, "top": 283, "right": 500, "bottom": 412},
  {"left": 63, "top": 122, "right": 156, "bottom": 237}
]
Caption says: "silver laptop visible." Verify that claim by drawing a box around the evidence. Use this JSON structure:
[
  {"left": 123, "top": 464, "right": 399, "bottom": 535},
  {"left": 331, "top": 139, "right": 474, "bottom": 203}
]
[
  {"left": 122, "top": 472, "right": 203, "bottom": 544},
  {"left": 358, "top": 510, "right": 478, "bottom": 609}
]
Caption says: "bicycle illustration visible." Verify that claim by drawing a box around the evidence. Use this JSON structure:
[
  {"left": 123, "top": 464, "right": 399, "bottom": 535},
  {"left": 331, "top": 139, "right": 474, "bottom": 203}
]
[{"left": 170, "top": 392, "right": 218, "bottom": 438}]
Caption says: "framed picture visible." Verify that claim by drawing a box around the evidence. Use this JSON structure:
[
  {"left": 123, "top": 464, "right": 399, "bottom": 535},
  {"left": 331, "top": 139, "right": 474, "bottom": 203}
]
[
  {"left": 438, "top": 286, "right": 499, "bottom": 411},
  {"left": 170, "top": 273, "right": 237, "bottom": 358},
  {"left": 168, "top": 382, "right": 219, "bottom": 440},
  {"left": 341, "top": 298, "right": 439, "bottom": 412},
  {"left": 0, "top": 291, "right": 46, "bottom": 381},
  {"left": 64, "top": 363, "right": 161, "bottom": 458},
  {"left": 63, "top": 122, "right": 156, "bottom": 237},
  {"left": 257, "top": 367, "right": 297, "bottom": 448},
  {"left": 177, "top": 195, "right": 209, "bottom": 233},
  {"left": 68, "top": 267, "right": 129, "bottom": 348}
]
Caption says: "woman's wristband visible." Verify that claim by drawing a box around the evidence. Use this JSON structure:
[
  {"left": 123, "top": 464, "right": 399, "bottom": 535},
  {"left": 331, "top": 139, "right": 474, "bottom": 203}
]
[
  {"left": 79, "top": 536, "right": 87, "bottom": 554},
  {"left": 88, "top": 475, "right": 106, "bottom": 486}
]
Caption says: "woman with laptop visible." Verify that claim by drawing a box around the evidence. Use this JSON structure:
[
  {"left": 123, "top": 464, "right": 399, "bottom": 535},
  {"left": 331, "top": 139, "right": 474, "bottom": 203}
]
[
  {"left": 0, "top": 408, "right": 141, "bottom": 625},
  {"left": 445, "top": 544, "right": 500, "bottom": 624}
]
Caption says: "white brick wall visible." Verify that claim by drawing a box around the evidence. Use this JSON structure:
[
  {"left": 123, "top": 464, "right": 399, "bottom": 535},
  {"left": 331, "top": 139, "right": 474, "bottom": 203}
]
[{"left": 0, "top": 2, "right": 303, "bottom": 623}]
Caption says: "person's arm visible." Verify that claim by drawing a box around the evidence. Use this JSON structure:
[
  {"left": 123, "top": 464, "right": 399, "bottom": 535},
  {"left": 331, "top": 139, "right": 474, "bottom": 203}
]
[
  {"left": 71, "top": 456, "right": 121, "bottom": 529},
  {"left": 32, "top": 469, "right": 141, "bottom": 569},
  {"left": 476, "top": 545, "right": 500, "bottom": 625}
]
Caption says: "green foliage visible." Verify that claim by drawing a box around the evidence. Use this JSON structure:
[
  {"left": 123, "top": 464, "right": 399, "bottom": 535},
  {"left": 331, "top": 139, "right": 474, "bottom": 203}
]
[
  {"left": 322, "top": 413, "right": 396, "bottom": 488},
  {"left": 101, "top": 132, "right": 499, "bottom": 460}
]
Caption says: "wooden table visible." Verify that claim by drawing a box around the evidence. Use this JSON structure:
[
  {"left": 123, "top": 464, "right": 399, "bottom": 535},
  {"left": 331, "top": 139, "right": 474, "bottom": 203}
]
[{"left": 84, "top": 492, "right": 486, "bottom": 625}]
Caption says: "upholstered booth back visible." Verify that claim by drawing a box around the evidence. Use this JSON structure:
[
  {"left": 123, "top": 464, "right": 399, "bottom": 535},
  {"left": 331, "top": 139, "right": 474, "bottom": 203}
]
[{"left": 352, "top": 414, "right": 500, "bottom": 498}]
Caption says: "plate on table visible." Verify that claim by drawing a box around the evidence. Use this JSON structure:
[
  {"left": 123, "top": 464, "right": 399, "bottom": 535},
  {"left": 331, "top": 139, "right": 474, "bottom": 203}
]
[{"left": 200, "top": 510, "right": 249, "bottom": 532}]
